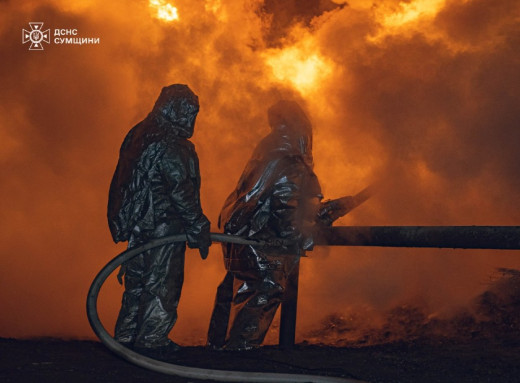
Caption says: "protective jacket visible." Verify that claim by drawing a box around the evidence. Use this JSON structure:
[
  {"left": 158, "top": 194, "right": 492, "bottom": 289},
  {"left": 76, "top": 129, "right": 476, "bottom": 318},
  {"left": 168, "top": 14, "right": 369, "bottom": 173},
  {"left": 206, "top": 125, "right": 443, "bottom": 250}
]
[
  {"left": 219, "top": 100, "right": 322, "bottom": 270},
  {"left": 108, "top": 85, "right": 210, "bottom": 249}
]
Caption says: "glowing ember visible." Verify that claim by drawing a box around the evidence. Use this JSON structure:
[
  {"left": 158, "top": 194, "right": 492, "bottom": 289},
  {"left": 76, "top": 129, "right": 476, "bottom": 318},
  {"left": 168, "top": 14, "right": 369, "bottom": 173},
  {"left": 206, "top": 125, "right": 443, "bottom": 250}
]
[
  {"left": 264, "top": 45, "right": 333, "bottom": 95},
  {"left": 149, "top": 0, "right": 179, "bottom": 22}
]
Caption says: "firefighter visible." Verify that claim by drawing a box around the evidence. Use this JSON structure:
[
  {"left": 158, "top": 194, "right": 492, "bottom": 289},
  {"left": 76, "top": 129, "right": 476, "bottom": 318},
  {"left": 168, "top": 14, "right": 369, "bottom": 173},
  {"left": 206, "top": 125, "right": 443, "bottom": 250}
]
[
  {"left": 207, "top": 100, "right": 322, "bottom": 350},
  {"left": 107, "top": 84, "right": 211, "bottom": 358}
]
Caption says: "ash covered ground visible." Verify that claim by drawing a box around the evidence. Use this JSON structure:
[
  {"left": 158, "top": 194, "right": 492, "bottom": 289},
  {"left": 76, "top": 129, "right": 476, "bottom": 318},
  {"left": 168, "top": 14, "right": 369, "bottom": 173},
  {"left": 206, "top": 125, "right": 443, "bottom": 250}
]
[{"left": 2, "top": 269, "right": 520, "bottom": 383}]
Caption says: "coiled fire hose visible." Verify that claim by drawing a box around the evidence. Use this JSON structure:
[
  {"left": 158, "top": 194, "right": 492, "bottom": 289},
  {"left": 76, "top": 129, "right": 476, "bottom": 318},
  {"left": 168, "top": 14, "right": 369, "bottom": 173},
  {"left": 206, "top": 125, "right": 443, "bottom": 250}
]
[{"left": 86, "top": 233, "right": 366, "bottom": 383}]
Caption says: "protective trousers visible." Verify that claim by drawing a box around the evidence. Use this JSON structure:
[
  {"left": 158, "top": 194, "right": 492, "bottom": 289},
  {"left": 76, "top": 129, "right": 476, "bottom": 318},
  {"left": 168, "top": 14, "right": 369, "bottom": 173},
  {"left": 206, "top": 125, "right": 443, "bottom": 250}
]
[
  {"left": 114, "top": 241, "right": 186, "bottom": 348},
  {"left": 207, "top": 271, "right": 234, "bottom": 348},
  {"left": 208, "top": 254, "right": 299, "bottom": 350}
]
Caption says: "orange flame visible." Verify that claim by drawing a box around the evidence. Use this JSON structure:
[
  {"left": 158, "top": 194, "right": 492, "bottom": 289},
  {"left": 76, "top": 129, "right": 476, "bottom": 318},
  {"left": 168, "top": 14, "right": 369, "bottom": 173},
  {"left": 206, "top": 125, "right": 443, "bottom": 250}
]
[
  {"left": 149, "top": 0, "right": 179, "bottom": 22},
  {"left": 264, "top": 43, "right": 333, "bottom": 95},
  {"left": 382, "top": 0, "right": 446, "bottom": 28},
  {"left": 369, "top": 0, "right": 447, "bottom": 42}
]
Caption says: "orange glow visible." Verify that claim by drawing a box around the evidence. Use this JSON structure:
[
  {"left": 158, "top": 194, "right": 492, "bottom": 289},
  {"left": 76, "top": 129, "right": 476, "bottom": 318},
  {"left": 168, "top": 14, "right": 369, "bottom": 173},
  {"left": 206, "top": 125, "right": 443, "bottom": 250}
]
[
  {"left": 149, "top": 0, "right": 179, "bottom": 22},
  {"left": 368, "top": 0, "right": 447, "bottom": 42},
  {"left": 264, "top": 43, "right": 333, "bottom": 95},
  {"left": 382, "top": 0, "right": 446, "bottom": 28},
  {"left": 1, "top": 0, "right": 520, "bottom": 346},
  {"left": 204, "top": 0, "right": 224, "bottom": 18}
]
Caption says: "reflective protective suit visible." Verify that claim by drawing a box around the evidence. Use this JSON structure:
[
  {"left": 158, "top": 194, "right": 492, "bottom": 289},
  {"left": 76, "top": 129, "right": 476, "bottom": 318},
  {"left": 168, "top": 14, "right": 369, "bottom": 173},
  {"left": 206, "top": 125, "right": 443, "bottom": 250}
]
[
  {"left": 108, "top": 84, "right": 211, "bottom": 349},
  {"left": 207, "top": 100, "right": 322, "bottom": 350}
]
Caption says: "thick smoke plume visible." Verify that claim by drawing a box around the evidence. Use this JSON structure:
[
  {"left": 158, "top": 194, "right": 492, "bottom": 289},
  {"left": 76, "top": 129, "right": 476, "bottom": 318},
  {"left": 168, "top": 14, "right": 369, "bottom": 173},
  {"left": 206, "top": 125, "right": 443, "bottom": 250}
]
[{"left": 1, "top": 0, "right": 519, "bottom": 344}]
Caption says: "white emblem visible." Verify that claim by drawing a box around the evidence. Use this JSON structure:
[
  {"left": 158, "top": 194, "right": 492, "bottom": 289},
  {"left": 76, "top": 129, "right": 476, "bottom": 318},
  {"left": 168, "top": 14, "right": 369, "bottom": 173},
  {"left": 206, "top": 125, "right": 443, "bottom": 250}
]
[{"left": 22, "top": 22, "right": 50, "bottom": 50}]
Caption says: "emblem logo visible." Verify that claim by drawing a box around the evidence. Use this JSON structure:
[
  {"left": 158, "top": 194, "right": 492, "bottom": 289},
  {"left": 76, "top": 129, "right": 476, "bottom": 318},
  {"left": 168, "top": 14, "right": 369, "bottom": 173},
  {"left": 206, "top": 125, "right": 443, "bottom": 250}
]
[{"left": 22, "top": 22, "right": 51, "bottom": 50}]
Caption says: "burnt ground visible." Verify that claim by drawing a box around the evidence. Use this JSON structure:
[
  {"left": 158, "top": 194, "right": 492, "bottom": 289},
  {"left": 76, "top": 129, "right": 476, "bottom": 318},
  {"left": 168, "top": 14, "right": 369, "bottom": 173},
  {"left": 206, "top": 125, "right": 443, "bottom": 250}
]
[
  {"left": 3, "top": 269, "right": 520, "bottom": 383},
  {"left": 1, "top": 336, "right": 520, "bottom": 383}
]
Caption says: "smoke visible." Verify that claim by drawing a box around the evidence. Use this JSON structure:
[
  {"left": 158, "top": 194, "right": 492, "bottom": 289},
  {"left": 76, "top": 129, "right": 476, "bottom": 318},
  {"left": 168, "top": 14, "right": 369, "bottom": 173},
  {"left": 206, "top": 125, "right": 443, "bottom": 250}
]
[
  {"left": 1, "top": 0, "right": 519, "bottom": 344},
  {"left": 296, "top": 0, "right": 520, "bottom": 340},
  {"left": 304, "top": 268, "right": 520, "bottom": 346}
]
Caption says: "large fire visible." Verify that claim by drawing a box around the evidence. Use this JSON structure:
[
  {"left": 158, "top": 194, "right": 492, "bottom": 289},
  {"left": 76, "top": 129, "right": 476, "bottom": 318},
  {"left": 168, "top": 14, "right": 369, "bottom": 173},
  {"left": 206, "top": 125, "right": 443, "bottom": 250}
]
[{"left": 1, "top": 0, "right": 520, "bottom": 346}]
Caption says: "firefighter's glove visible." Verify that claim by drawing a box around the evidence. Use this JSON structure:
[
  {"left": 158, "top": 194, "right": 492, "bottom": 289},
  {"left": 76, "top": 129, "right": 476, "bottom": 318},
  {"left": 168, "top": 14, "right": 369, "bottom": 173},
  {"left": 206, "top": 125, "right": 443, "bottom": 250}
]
[
  {"left": 199, "top": 246, "right": 210, "bottom": 260},
  {"left": 318, "top": 196, "right": 355, "bottom": 226},
  {"left": 186, "top": 216, "right": 212, "bottom": 260}
]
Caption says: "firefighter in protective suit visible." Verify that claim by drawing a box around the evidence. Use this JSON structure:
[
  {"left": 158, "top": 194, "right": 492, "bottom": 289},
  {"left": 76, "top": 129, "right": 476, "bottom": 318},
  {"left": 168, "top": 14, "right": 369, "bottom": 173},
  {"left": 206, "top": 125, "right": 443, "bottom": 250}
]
[
  {"left": 108, "top": 84, "right": 211, "bottom": 357},
  {"left": 207, "top": 100, "right": 322, "bottom": 350}
]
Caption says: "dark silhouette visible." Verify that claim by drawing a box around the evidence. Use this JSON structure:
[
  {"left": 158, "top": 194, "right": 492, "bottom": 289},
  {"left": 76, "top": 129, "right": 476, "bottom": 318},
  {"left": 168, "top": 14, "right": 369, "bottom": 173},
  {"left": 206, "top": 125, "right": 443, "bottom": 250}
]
[
  {"left": 108, "top": 84, "right": 211, "bottom": 357},
  {"left": 207, "top": 100, "right": 322, "bottom": 350}
]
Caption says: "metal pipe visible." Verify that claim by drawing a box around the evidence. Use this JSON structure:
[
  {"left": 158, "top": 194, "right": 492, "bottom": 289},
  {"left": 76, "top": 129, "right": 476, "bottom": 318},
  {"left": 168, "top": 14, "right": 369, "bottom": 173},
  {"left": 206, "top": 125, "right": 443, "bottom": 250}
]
[{"left": 317, "top": 226, "right": 520, "bottom": 249}]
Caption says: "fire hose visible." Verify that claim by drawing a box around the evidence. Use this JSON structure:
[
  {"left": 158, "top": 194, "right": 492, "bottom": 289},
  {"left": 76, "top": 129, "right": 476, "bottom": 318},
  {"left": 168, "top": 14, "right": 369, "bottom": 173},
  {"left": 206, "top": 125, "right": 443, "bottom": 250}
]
[{"left": 86, "top": 233, "right": 366, "bottom": 383}]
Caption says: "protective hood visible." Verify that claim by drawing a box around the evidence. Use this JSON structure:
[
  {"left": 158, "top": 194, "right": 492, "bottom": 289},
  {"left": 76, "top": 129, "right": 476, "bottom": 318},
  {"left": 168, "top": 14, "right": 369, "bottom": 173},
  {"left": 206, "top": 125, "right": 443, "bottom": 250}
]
[
  {"left": 267, "top": 100, "right": 313, "bottom": 166},
  {"left": 148, "top": 84, "right": 199, "bottom": 138}
]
